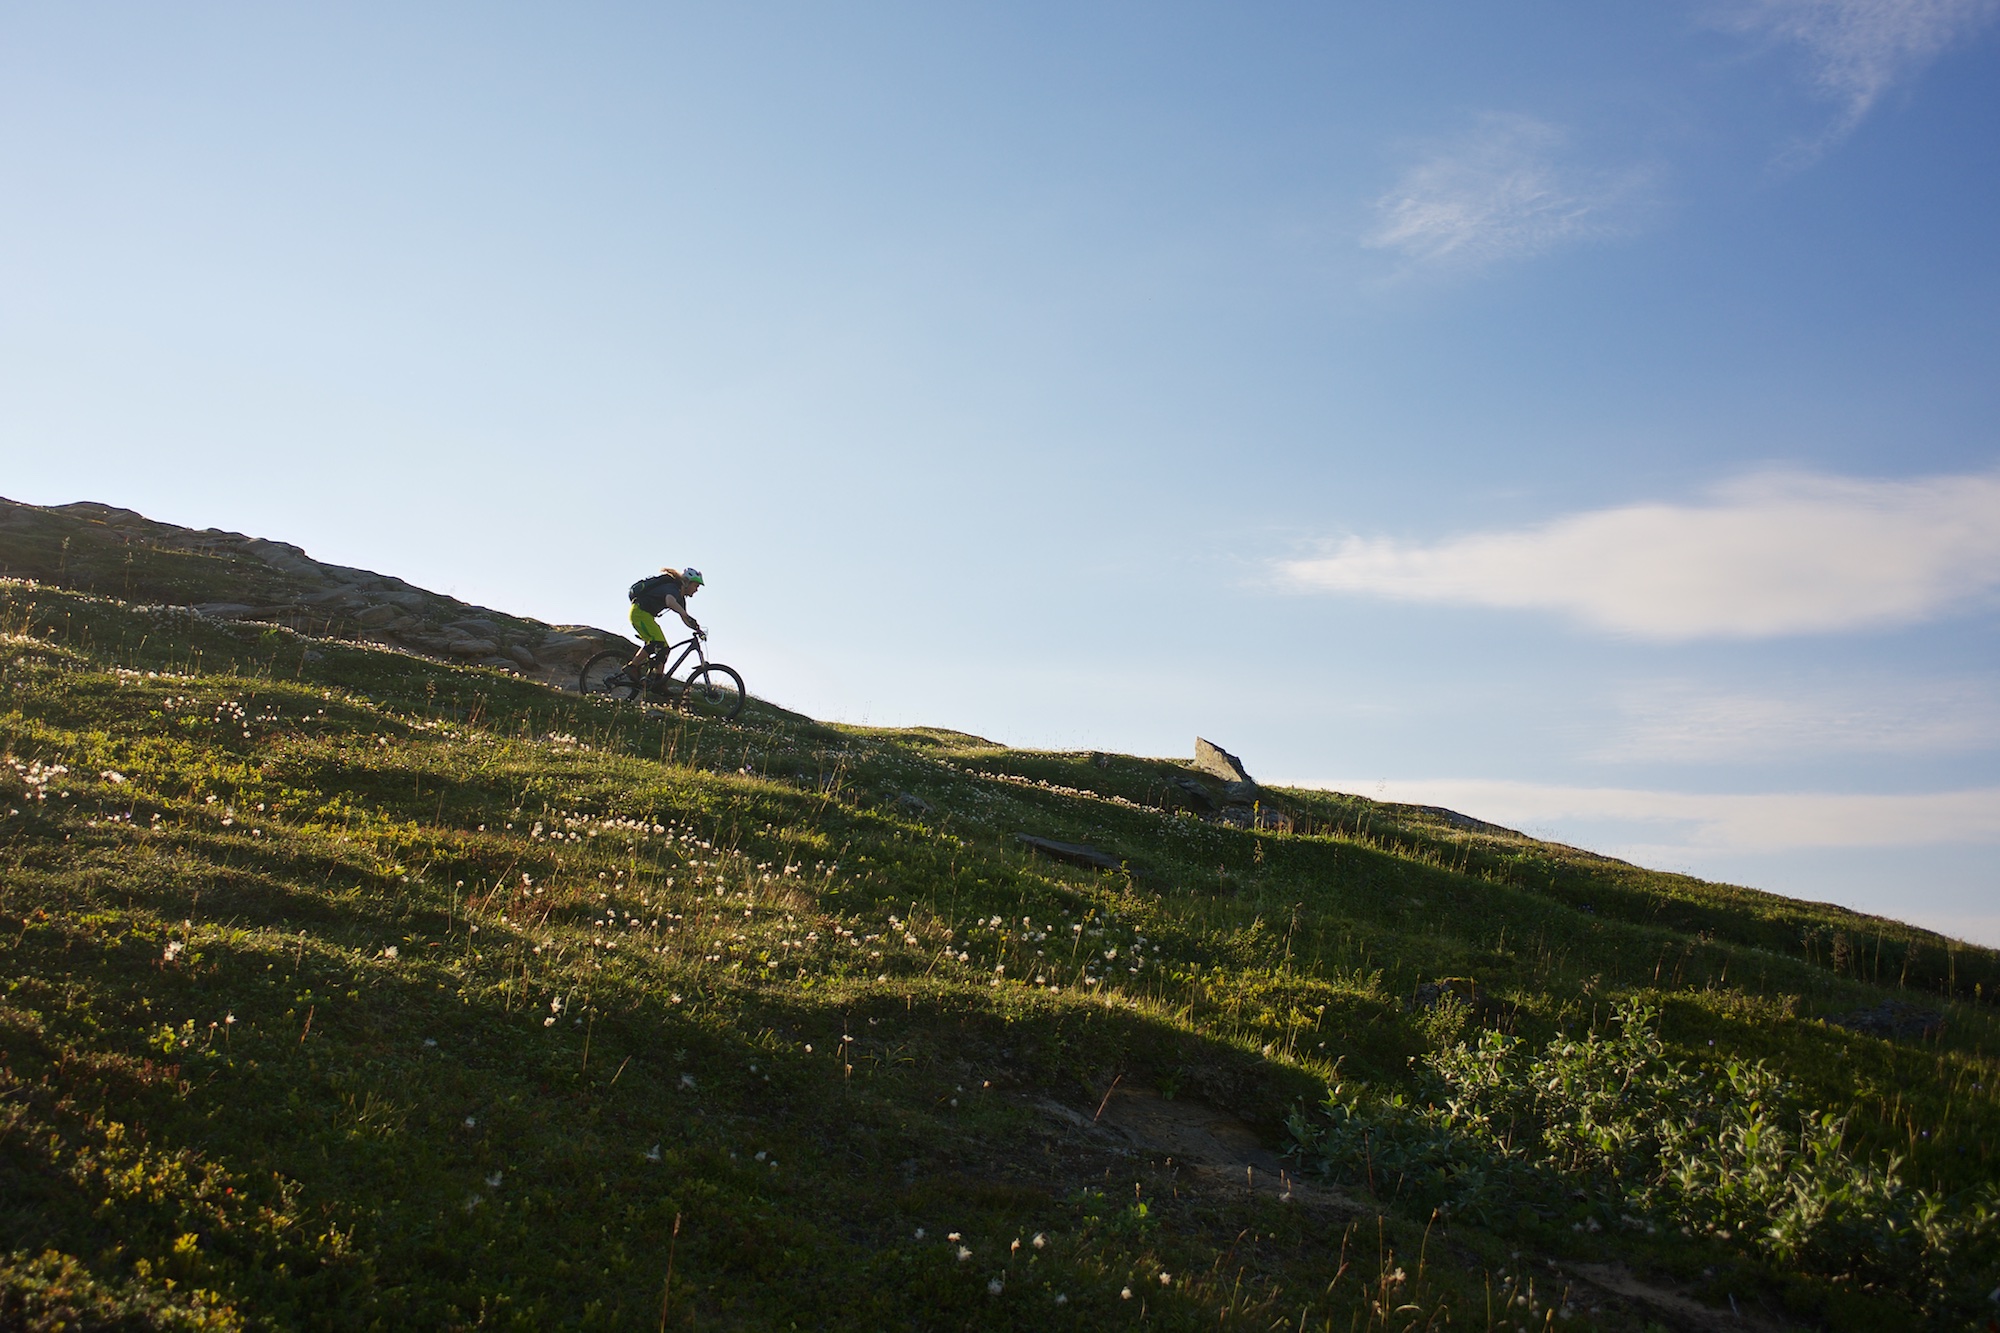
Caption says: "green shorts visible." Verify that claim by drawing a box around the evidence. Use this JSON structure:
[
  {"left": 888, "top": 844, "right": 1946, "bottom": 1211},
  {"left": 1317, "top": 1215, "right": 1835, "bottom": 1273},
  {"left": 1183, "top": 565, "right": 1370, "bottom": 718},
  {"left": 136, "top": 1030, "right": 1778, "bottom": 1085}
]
[{"left": 629, "top": 604, "right": 666, "bottom": 644}]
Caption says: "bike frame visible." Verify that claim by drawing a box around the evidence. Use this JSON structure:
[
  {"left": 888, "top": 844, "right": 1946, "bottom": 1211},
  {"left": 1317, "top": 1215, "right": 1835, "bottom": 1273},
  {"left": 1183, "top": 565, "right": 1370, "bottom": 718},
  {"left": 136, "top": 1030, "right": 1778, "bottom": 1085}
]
[{"left": 644, "top": 635, "right": 709, "bottom": 685}]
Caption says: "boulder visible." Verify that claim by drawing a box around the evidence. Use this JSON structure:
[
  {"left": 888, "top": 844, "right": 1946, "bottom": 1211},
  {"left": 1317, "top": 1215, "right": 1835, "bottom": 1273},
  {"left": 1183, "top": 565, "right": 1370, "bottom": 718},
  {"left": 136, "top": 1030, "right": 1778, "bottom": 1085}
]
[
  {"left": 1830, "top": 1001, "right": 1945, "bottom": 1042},
  {"left": 477, "top": 656, "right": 524, "bottom": 673},
  {"left": 1409, "top": 978, "right": 1485, "bottom": 1015},
  {"left": 1216, "top": 804, "right": 1294, "bottom": 833},
  {"left": 1193, "top": 738, "right": 1255, "bottom": 787},
  {"left": 1016, "top": 834, "right": 1124, "bottom": 872},
  {"left": 502, "top": 643, "right": 538, "bottom": 670},
  {"left": 1172, "top": 777, "right": 1216, "bottom": 810},
  {"left": 195, "top": 602, "right": 259, "bottom": 618},
  {"left": 447, "top": 638, "right": 499, "bottom": 657},
  {"left": 354, "top": 604, "right": 405, "bottom": 628}
]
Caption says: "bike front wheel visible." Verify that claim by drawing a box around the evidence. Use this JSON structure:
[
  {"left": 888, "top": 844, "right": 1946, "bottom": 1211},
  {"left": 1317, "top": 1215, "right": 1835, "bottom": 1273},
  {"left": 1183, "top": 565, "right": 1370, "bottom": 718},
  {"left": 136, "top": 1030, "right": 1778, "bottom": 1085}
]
[
  {"left": 678, "top": 663, "right": 746, "bottom": 722},
  {"left": 579, "top": 650, "right": 642, "bottom": 700}
]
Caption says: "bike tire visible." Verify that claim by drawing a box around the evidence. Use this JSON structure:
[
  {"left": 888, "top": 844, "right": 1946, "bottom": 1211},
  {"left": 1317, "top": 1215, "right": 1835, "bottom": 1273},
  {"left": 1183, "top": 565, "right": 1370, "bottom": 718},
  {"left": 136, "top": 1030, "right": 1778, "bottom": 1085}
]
[
  {"left": 679, "top": 663, "right": 746, "bottom": 722},
  {"left": 578, "top": 650, "right": 642, "bottom": 700}
]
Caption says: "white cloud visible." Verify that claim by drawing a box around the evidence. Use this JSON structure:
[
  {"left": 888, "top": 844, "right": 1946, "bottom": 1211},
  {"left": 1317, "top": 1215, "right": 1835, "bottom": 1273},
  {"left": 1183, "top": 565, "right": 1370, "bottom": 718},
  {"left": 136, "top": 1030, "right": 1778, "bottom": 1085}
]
[
  {"left": 1603, "top": 678, "right": 2000, "bottom": 760},
  {"left": 1294, "top": 777, "right": 2000, "bottom": 855},
  {"left": 1278, "top": 469, "right": 2000, "bottom": 640},
  {"left": 1719, "top": 0, "right": 2000, "bottom": 136},
  {"left": 1365, "top": 114, "right": 1652, "bottom": 268}
]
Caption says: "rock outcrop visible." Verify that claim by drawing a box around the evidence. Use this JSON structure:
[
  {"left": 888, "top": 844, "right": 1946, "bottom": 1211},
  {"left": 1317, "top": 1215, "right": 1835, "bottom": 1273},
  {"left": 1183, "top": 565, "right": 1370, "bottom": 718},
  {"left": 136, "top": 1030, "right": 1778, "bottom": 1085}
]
[
  {"left": 1191, "top": 737, "right": 1293, "bottom": 832},
  {"left": 0, "top": 498, "right": 630, "bottom": 686}
]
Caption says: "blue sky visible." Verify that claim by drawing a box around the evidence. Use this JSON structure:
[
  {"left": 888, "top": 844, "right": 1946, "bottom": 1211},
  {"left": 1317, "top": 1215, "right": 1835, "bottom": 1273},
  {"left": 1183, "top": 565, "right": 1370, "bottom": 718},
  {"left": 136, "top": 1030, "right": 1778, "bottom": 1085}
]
[{"left": 4, "top": 3, "right": 1998, "bottom": 940}]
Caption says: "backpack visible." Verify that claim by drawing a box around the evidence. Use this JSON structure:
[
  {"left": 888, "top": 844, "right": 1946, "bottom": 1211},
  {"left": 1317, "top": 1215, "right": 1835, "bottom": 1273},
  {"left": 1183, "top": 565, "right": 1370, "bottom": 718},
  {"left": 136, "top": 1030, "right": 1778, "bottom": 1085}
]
[{"left": 628, "top": 574, "right": 679, "bottom": 612}]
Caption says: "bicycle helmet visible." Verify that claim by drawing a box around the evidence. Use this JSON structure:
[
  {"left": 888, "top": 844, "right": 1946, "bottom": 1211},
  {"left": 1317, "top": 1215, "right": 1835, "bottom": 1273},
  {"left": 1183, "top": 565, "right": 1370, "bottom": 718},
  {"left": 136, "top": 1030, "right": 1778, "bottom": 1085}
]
[{"left": 681, "top": 566, "right": 705, "bottom": 588}]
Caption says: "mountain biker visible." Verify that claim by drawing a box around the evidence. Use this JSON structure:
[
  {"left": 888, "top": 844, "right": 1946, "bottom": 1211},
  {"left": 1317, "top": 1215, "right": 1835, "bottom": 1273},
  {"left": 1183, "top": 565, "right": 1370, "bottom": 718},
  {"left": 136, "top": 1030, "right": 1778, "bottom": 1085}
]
[{"left": 626, "top": 567, "right": 704, "bottom": 675}]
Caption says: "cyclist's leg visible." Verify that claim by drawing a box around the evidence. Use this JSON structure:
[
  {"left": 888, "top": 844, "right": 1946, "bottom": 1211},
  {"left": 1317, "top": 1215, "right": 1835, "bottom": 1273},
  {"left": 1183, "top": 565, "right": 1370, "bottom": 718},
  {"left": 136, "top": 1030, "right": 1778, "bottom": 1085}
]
[{"left": 627, "top": 605, "right": 667, "bottom": 670}]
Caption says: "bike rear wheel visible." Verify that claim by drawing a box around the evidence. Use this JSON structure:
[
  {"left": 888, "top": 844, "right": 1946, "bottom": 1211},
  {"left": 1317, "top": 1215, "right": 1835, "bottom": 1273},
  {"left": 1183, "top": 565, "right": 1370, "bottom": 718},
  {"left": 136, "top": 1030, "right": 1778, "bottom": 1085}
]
[
  {"left": 678, "top": 663, "right": 746, "bottom": 721},
  {"left": 579, "top": 650, "right": 642, "bottom": 700}
]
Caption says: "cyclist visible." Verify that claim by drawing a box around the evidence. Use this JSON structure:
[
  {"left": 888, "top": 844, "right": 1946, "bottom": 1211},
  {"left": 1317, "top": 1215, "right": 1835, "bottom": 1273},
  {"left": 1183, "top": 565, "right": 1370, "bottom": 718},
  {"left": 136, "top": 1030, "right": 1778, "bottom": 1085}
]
[{"left": 626, "top": 566, "right": 704, "bottom": 676}]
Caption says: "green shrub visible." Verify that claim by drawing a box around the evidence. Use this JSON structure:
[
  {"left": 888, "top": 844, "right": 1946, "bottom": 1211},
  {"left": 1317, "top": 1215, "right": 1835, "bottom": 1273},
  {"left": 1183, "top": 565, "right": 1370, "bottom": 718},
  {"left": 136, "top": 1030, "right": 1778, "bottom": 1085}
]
[{"left": 1288, "top": 998, "right": 2000, "bottom": 1315}]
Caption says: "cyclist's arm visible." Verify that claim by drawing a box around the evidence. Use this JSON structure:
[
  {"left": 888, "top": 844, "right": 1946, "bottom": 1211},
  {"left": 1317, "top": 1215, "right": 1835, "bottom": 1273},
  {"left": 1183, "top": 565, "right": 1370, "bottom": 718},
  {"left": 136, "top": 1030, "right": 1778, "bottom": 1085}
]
[{"left": 663, "top": 594, "right": 701, "bottom": 632}]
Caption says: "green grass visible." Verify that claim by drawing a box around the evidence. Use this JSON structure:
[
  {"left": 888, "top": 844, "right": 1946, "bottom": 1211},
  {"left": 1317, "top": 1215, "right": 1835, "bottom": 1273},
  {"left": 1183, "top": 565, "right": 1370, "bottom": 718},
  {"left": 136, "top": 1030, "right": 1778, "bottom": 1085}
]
[{"left": 4, "top": 510, "right": 2000, "bottom": 1329}]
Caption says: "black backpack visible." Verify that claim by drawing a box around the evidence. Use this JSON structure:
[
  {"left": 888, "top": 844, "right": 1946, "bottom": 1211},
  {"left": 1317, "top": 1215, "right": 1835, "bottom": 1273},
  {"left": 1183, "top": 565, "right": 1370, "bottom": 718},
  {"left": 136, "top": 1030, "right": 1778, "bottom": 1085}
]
[{"left": 628, "top": 574, "right": 678, "bottom": 611}]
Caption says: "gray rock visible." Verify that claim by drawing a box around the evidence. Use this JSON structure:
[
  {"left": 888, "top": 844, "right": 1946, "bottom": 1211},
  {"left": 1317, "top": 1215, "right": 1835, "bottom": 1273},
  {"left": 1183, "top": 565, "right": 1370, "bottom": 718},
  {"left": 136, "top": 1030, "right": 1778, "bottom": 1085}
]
[
  {"left": 1215, "top": 804, "right": 1294, "bottom": 833},
  {"left": 300, "top": 587, "right": 368, "bottom": 607},
  {"left": 1829, "top": 1001, "right": 1945, "bottom": 1042},
  {"left": 194, "top": 602, "right": 259, "bottom": 617},
  {"left": 1408, "top": 978, "right": 1485, "bottom": 1014},
  {"left": 477, "top": 656, "right": 523, "bottom": 673},
  {"left": 1193, "top": 738, "right": 1255, "bottom": 787},
  {"left": 354, "top": 605, "right": 405, "bottom": 627},
  {"left": 446, "top": 618, "right": 504, "bottom": 637},
  {"left": 502, "top": 643, "right": 537, "bottom": 670},
  {"left": 240, "top": 538, "right": 321, "bottom": 577},
  {"left": 896, "top": 792, "right": 934, "bottom": 816},
  {"left": 1172, "top": 777, "right": 1216, "bottom": 810},
  {"left": 1015, "top": 834, "right": 1124, "bottom": 872},
  {"left": 447, "top": 638, "right": 499, "bottom": 656},
  {"left": 1395, "top": 804, "right": 1524, "bottom": 838}
]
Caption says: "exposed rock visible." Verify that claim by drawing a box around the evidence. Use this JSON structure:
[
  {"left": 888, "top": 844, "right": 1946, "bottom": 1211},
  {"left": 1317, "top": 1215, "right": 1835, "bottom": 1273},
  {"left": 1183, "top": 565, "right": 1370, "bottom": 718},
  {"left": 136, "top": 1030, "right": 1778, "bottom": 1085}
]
[
  {"left": 1015, "top": 834, "right": 1124, "bottom": 873},
  {"left": 1191, "top": 738, "right": 1294, "bottom": 832},
  {"left": 1409, "top": 977, "right": 1484, "bottom": 1014},
  {"left": 1394, "top": 804, "right": 1524, "bottom": 838},
  {"left": 1193, "top": 737, "right": 1255, "bottom": 787},
  {"left": 1172, "top": 777, "right": 1216, "bottom": 810},
  {"left": 896, "top": 792, "right": 934, "bottom": 816},
  {"left": 1829, "top": 1001, "right": 1945, "bottom": 1042},
  {"left": 0, "top": 496, "right": 633, "bottom": 687},
  {"left": 1216, "top": 803, "right": 1294, "bottom": 832}
]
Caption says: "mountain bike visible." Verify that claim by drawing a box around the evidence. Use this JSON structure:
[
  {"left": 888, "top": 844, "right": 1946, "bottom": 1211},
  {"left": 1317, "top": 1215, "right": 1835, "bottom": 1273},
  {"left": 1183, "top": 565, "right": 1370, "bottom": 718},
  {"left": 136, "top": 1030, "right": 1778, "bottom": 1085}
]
[{"left": 577, "top": 635, "right": 747, "bottom": 722}]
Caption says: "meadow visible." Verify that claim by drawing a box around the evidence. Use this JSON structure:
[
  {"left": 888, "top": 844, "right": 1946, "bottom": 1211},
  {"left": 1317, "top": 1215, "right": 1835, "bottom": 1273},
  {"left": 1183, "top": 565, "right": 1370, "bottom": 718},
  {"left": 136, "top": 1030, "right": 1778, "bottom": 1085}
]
[{"left": 4, "top": 504, "right": 1999, "bottom": 1330}]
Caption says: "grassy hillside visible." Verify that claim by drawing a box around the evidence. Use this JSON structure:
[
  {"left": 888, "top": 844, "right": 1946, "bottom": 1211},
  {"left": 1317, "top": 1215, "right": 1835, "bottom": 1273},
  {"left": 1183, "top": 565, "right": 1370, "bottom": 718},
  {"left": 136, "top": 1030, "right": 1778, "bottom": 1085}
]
[{"left": 4, "top": 499, "right": 1999, "bottom": 1330}]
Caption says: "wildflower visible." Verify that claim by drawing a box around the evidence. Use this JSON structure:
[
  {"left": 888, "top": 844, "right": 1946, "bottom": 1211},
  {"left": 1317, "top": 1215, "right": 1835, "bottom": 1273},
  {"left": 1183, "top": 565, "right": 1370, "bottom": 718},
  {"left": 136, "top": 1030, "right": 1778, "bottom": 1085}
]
[
  {"left": 464, "top": 1116, "right": 477, "bottom": 1128},
  {"left": 1054, "top": 1294, "right": 1068, "bottom": 1305},
  {"left": 543, "top": 1017, "right": 556, "bottom": 1027},
  {"left": 224, "top": 1013, "right": 236, "bottom": 1026},
  {"left": 957, "top": 1246, "right": 972, "bottom": 1262},
  {"left": 485, "top": 1171, "right": 503, "bottom": 1188},
  {"left": 987, "top": 1278, "right": 1003, "bottom": 1295},
  {"left": 424, "top": 1038, "right": 437, "bottom": 1048},
  {"left": 162, "top": 940, "right": 184, "bottom": 963},
  {"left": 382, "top": 945, "right": 399, "bottom": 960},
  {"left": 947, "top": 1232, "right": 961, "bottom": 1241},
  {"left": 1121, "top": 1286, "right": 1133, "bottom": 1300},
  {"left": 1159, "top": 1272, "right": 1171, "bottom": 1285},
  {"left": 645, "top": 1144, "right": 662, "bottom": 1162},
  {"left": 681, "top": 1074, "right": 697, "bottom": 1089},
  {"left": 1032, "top": 1233, "right": 1046, "bottom": 1249},
  {"left": 913, "top": 1228, "right": 925, "bottom": 1240}
]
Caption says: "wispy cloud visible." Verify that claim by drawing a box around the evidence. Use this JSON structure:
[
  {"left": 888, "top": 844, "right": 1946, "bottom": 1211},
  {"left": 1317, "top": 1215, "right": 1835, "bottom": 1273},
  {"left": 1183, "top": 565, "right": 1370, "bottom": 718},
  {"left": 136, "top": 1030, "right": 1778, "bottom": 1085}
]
[
  {"left": 1294, "top": 777, "right": 2000, "bottom": 855},
  {"left": 1603, "top": 679, "right": 2000, "bottom": 761},
  {"left": 1278, "top": 469, "right": 2000, "bottom": 640},
  {"left": 1718, "top": 0, "right": 2000, "bottom": 140},
  {"left": 1364, "top": 114, "right": 1653, "bottom": 269}
]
